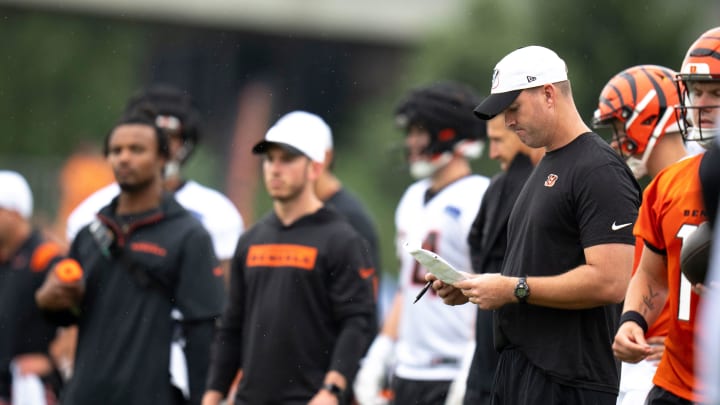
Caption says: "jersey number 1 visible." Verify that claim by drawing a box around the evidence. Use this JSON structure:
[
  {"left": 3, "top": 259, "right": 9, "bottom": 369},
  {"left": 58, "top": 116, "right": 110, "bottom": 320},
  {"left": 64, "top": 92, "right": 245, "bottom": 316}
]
[{"left": 676, "top": 224, "right": 698, "bottom": 322}]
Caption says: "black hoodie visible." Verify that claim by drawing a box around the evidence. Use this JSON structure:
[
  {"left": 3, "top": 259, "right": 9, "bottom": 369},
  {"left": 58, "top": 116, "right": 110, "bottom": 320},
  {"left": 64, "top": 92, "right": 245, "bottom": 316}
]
[{"left": 54, "top": 193, "right": 224, "bottom": 405}]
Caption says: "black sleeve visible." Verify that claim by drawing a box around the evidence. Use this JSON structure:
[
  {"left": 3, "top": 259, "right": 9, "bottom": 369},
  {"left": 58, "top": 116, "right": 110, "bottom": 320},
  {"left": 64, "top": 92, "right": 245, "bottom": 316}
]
[
  {"left": 343, "top": 209, "right": 382, "bottom": 273},
  {"left": 467, "top": 200, "right": 486, "bottom": 274},
  {"left": 40, "top": 310, "right": 77, "bottom": 327},
  {"left": 205, "top": 236, "right": 248, "bottom": 394},
  {"left": 20, "top": 254, "right": 63, "bottom": 353},
  {"left": 183, "top": 319, "right": 217, "bottom": 405},
  {"left": 577, "top": 161, "right": 640, "bottom": 247},
  {"left": 327, "top": 233, "right": 377, "bottom": 382},
  {"left": 175, "top": 226, "right": 225, "bottom": 321}
]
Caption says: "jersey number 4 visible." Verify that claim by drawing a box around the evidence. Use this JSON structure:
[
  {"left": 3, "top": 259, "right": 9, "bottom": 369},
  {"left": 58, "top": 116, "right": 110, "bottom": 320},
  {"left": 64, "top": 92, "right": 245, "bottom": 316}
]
[{"left": 412, "top": 231, "right": 439, "bottom": 287}]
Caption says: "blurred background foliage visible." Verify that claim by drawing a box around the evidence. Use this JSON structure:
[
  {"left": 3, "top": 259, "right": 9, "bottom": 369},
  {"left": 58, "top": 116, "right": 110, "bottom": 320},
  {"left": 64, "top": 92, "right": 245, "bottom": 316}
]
[
  {"left": 0, "top": 12, "right": 145, "bottom": 155},
  {"left": 341, "top": 0, "right": 717, "bottom": 274},
  {"left": 0, "top": 0, "right": 717, "bottom": 275}
]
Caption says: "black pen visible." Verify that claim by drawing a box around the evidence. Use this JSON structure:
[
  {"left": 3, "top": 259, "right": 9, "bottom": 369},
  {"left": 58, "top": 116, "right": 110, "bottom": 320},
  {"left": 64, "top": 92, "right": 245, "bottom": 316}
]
[{"left": 413, "top": 280, "right": 433, "bottom": 304}]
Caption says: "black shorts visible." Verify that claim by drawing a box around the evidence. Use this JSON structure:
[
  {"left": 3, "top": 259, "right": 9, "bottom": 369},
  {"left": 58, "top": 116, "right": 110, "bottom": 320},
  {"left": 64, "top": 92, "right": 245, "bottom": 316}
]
[
  {"left": 491, "top": 348, "right": 616, "bottom": 405},
  {"left": 644, "top": 385, "right": 693, "bottom": 405},
  {"left": 464, "top": 308, "right": 499, "bottom": 405},
  {"left": 390, "top": 376, "right": 451, "bottom": 405}
]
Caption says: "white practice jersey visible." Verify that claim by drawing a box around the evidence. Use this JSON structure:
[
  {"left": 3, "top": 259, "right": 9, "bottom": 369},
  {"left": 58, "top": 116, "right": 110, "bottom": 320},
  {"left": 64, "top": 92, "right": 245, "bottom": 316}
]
[
  {"left": 66, "top": 180, "right": 244, "bottom": 260},
  {"left": 394, "top": 174, "right": 489, "bottom": 381}
]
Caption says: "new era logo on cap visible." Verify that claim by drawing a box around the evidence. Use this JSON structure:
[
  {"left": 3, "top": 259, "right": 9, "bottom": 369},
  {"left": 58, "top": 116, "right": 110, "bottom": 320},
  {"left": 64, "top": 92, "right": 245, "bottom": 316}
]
[
  {"left": 527, "top": 76, "right": 536, "bottom": 83},
  {"left": 491, "top": 69, "right": 500, "bottom": 90}
]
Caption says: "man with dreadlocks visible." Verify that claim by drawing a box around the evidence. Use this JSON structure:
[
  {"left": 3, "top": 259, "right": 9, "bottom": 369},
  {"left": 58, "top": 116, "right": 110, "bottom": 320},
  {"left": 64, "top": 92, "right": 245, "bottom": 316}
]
[{"left": 354, "top": 81, "right": 489, "bottom": 405}]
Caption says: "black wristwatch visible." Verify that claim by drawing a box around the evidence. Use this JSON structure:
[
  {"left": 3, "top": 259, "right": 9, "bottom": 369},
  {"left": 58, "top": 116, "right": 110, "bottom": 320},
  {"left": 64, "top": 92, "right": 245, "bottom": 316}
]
[
  {"left": 514, "top": 277, "right": 530, "bottom": 303},
  {"left": 322, "top": 382, "right": 344, "bottom": 399}
]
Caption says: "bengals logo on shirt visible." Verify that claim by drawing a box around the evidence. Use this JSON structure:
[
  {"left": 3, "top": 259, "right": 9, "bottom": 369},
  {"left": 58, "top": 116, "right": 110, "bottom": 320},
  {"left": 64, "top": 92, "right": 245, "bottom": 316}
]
[
  {"left": 247, "top": 244, "right": 318, "bottom": 270},
  {"left": 544, "top": 174, "right": 559, "bottom": 187},
  {"left": 130, "top": 242, "right": 167, "bottom": 257}
]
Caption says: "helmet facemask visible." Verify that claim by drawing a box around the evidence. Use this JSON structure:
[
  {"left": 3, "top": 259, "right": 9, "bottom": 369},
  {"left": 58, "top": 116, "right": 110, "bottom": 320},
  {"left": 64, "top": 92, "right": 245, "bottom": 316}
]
[
  {"left": 675, "top": 81, "right": 720, "bottom": 149},
  {"left": 594, "top": 64, "right": 681, "bottom": 179},
  {"left": 675, "top": 26, "right": 720, "bottom": 149},
  {"left": 156, "top": 114, "right": 196, "bottom": 178},
  {"left": 405, "top": 131, "right": 484, "bottom": 179}
]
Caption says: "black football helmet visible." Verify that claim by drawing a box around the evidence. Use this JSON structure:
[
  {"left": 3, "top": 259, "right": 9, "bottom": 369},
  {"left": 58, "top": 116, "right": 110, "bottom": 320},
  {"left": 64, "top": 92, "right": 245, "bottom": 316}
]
[
  {"left": 395, "top": 81, "right": 486, "bottom": 178},
  {"left": 124, "top": 84, "right": 202, "bottom": 164}
]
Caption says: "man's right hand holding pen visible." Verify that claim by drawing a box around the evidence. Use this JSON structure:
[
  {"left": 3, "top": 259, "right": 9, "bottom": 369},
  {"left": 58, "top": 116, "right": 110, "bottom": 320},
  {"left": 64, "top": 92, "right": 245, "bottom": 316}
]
[
  {"left": 425, "top": 272, "right": 519, "bottom": 310},
  {"left": 424, "top": 273, "right": 470, "bottom": 306}
]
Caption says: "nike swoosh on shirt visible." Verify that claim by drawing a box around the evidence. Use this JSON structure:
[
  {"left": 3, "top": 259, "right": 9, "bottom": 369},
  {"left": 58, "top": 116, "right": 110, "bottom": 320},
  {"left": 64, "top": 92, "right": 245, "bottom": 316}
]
[{"left": 611, "top": 221, "right": 633, "bottom": 231}]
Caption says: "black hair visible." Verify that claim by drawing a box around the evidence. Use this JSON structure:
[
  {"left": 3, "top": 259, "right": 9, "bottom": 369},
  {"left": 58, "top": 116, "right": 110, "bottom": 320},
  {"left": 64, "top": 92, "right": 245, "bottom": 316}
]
[{"left": 103, "top": 103, "right": 170, "bottom": 159}]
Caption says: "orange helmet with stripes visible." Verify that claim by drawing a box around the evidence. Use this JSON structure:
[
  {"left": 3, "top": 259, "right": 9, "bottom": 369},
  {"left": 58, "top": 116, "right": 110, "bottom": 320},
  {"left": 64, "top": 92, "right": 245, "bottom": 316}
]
[
  {"left": 676, "top": 26, "right": 720, "bottom": 144},
  {"left": 593, "top": 65, "right": 680, "bottom": 178}
]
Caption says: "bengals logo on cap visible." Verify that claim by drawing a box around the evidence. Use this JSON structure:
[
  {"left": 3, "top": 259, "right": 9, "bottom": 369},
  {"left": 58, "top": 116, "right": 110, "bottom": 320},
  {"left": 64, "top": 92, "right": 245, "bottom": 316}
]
[
  {"left": 544, "top": 174, "right": 558, "bottom": 187},
  {"left": 491, "top": 69, "right": 500, "bottom": 90}
]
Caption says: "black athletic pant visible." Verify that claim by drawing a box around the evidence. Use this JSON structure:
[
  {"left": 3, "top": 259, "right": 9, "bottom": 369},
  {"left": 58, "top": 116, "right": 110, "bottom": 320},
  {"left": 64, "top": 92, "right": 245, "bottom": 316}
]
[
  {"left": 491, "top": 348, "right": 616, "bottom": 405},
  {"left": 390, "top": 376, "right": 451, "bottom": 405},
  {"left": 644, "top": 385, "right": 693, "bottom": 405},
  {"left": 464, "top": 308, "right": 499, "bottom": 405}
]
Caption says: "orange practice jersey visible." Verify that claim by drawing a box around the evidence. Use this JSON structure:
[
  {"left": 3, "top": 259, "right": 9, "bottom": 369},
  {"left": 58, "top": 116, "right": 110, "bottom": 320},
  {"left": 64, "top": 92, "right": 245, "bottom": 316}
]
[{"left": 634, "top": 154, "right": 705, "bottom": 401}]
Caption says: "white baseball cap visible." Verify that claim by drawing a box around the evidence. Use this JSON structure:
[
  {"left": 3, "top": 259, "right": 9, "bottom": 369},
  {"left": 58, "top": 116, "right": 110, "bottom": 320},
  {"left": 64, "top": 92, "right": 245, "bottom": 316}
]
[
  {"left": 474, "top": 45, "right": 568, "bottom": 120},
  {"left": 252, "top": 111, "right": 332, "bottom": 163},
  {"left": 0, "top": 170, "right": 33, "bottom": 219}
]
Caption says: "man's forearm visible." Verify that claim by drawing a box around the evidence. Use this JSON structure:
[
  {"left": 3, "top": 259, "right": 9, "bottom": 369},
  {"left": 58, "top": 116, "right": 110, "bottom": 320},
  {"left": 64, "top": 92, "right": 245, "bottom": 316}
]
[
  {"left": 184, "top": 319, "right": 217, "bottom": 405},
  {"left": 622, "top": 270, "right": 668, "bottom": 327}
]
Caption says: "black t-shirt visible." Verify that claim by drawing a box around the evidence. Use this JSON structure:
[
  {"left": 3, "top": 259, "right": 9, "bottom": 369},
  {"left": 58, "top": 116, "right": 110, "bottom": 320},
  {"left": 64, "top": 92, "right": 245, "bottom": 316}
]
[
  {"left": 0, "top": 230, "right": 62, "bottom": 398},
  {"left": 468, "top": 152, "right": 535, "bottom": 275},
  {"left": 497, "top": 132, "right": 641, "bottom": 394},
  {"left": 59, "top": 194, "right": 224, "bottom": 405},
  {"left": 206, "top": 207, "right": 376, "bottom": 404},
  {"left": 326, "top": 187, "right": 381, "bottom": 272}
]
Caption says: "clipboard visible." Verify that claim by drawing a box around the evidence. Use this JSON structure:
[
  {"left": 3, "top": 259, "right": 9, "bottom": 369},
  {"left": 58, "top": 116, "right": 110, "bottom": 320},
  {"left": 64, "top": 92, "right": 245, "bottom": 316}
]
[{"left": 404, "top": 242, "right": 467, "bottom": 284}]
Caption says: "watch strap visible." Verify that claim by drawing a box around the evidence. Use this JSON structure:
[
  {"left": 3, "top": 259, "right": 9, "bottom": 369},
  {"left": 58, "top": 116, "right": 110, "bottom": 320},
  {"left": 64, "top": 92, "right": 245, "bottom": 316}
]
[{"left": 322, "top": 382, "right": 343, "bottom": 398}]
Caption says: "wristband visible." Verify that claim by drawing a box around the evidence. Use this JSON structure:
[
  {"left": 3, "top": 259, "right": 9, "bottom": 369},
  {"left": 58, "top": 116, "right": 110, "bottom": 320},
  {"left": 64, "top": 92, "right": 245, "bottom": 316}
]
[
  {"left": 322, "top": 382, "right": 344, "bottom": 398},
  {"left": 619, "top": 310, "right": 648, "bottom": 335}
]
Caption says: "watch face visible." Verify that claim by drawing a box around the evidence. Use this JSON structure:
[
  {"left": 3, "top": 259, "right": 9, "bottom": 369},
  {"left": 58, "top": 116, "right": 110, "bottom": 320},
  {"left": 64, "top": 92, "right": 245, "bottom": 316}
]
[{"left": 515, "top": 278, "right": 529, "bottom": 301}]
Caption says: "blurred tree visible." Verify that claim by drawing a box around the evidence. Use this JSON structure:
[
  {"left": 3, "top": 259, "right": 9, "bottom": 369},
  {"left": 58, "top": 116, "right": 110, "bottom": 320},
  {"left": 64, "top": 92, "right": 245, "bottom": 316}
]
[
  {"left": 340, "top": 0, "right": 718, "bottom": 276},
  {"left": 0, "top": 9, "right": 146, "bottom": 156},
  {"left": 529, "top": 0, "right": 716, "bottom": 122},
  {"left": 0, "top": 1, "right": 717, "bottom": 278}
]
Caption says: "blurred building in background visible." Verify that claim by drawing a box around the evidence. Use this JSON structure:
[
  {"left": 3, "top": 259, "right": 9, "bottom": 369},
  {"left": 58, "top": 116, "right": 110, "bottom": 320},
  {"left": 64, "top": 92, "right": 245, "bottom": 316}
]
[
  {"left": 0, "top": 0, "right": 467, "bottom": 227},
  {"left": 1, "top": 0, "right": 717, "bottom": 277}
]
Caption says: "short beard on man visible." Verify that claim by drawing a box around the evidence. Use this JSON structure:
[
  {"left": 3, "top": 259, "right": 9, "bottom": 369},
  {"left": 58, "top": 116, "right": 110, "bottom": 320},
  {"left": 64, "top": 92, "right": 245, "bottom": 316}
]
[{"left": 117, "top": 175, "right": 157, "bottom": 193}]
